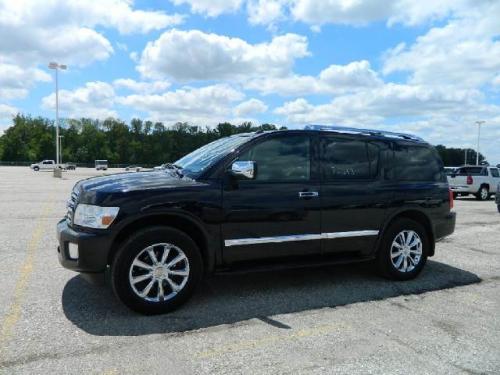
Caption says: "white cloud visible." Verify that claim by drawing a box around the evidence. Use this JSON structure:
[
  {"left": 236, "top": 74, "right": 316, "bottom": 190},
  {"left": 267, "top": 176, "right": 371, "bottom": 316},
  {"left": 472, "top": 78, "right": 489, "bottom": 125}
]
[
  {"left": 274, "top": 83, "right": 486, "bottom": 125},
  {"left": 129, "top": 51, "right": 139, "bottom": 63},
  {"left": 113, "top": 79, "right": 171, "bottom": 94},
  {"left": 117, "top": 84, "right": 246, "bottom": 124},
  {"left": 233, "top": 98, "right": 268, "bottom": 116},
  {"left": 138, "top": 29, "right": 309, "bottom": 81},
  {"left": 247, "top": 0, "right": 287, "bottom": 26},
  {"left": 41, "top": 81, "right": 117, "bottom": 119},
  {"left": 493, "top": 75, "right": 500, "bottom": 87},
  {"left": 246, "top": 60, "right": 381, "bottom": 96},
  {"left": 0, "top": 103, "right": 18, "bottom": 133},
  {"left": 383, "top": 1, "right": 500, "bottom": 88},
  {"left": 170, "top": 0, "right": 242, "bottom": 17},
  {"left": 244, "top": 0, "right": 470, "bottom": 28},
  {"left": 0, "top": 0, "right": 184, "bottom": 70},
  {"left": 0, "top": 63, "right": 51, "bottom": 100}
]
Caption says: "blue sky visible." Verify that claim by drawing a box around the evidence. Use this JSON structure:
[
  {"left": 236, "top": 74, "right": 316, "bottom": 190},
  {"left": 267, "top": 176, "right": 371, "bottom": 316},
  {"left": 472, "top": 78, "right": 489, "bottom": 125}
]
[{"left": 0, "top": 0, "right": 499, "bottom": 163}]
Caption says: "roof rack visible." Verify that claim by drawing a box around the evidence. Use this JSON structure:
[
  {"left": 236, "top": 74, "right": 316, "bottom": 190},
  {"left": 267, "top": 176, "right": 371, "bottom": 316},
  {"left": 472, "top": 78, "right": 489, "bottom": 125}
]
[{"left": 303, "top": 124, "right": 425, "bottom": 143}]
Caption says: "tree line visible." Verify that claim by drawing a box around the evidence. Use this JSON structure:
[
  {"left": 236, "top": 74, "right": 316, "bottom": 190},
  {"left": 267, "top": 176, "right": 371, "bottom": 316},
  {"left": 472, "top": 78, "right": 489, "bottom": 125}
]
[
  {"left": 0, "top": 115, "right": 283, "bottom": 166},
  {"left": 0, "top": 114, "right": 485, "bottom": 167}
]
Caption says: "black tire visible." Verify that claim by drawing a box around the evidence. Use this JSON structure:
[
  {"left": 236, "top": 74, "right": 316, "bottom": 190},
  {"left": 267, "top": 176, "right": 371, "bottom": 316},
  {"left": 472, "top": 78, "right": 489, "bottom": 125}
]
[
  {"left": 33, "top": 166, "right": 39, "bottom": 171},
  {"left": 475, "top": 186, "right": 489, "bottom": 201},
  {"left": 111, "top": 226, "right": 203, "bottom": 315},
  {"left": 497, "top": 204, "right": 500, "bottom": 213},
  {"left": 376, "top": 218, "right": 429, "bottom": 281}
]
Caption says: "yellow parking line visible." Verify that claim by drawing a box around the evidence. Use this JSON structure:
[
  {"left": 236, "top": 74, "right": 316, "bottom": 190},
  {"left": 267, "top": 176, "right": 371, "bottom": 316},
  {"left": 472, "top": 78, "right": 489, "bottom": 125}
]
[
  {"left": 196, "top": 323, "right": 349, "bottom": 359},
  {"left": 0, "top": 200, "right": 55, "bottom": 361}
]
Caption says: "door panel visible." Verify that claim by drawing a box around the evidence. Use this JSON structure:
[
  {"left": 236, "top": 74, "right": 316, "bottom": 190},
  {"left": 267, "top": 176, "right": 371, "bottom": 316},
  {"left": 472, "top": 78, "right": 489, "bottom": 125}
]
[
  {"left": 320, "top": 136, "right": 390, "bottom": 255},
  {"left": 221, "top": 134, "right": 322, "bottom": 263},
  {"left": 222, "top": 182, "right": 321, "bottom": 262}
]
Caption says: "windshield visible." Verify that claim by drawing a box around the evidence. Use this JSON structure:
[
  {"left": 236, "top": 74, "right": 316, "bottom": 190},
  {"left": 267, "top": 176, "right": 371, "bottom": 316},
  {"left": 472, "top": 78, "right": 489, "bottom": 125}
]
[{"left": 175, "top": 134, "right": 253, "bottom": 177}]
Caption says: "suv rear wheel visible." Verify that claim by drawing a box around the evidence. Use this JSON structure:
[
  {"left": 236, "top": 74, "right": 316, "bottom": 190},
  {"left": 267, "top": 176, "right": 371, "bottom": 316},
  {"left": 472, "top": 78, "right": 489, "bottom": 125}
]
[
  {"left": 377, "top": 218, "right": 428, "bottom": 280},
  {"left": 111, "top": 226, "right": 203, "bottom": 315},
  {"left": 475, "top": 186, "right": 489, "bottom": 201}
]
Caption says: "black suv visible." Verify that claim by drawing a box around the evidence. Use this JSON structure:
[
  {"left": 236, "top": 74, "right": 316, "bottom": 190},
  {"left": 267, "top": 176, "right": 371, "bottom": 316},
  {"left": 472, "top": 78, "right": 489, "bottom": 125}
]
[{"left": 57, "top": 126, "right": 456, "bottom": 314}]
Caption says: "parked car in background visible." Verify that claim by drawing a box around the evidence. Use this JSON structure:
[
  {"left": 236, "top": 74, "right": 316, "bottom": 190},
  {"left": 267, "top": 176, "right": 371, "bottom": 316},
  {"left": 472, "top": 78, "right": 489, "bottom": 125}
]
[
  {"left": 65, "top": 162, "right": 76, "bottom": 170},
  {"left": 448, "top": 165, "right": 500, "bottom": 200},
  {"left": 125, "top": 165, "right": 142, "bottom": 172},
  {"left": 444, "top": 167, "right": 457, "bottom": 176},
  {"left": 30, "top": 160, "right": 56, "bottom": 171},
  {"left": 496, "top": 183, "right": 500, "bottom": 212},
  {"left": 30, "top": 160, "right": 73, "bottom": 171},
  {"left": 154, "top": 164, "right": 167, "bottom": 170},
  {"left": 95, "top": 160, "right": 108, "bottom": 171},
  {"left": 57, "top": 126, "right": 455, "bottom": 315}
]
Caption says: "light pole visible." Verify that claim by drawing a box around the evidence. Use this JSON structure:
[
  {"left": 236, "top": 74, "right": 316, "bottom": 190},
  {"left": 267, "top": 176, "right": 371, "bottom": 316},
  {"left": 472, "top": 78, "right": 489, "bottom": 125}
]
[
  {"left": 58, "top": 135, "right": 64, "bottom": 164},
  {"left": 475, "top": 120, "right": 485, "bottom": 165},
  {"left": 48, "top": 62, "right": 67, "bottom": 165},
  {"left": 464, "top": 148, "right": 468, "bottom": 165}
]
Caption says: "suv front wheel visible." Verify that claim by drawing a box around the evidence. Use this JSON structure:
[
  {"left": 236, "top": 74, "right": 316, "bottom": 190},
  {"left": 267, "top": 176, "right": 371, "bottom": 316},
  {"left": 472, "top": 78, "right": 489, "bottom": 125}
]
[
  {"left": 377, "top": 218, "right": 429, "bottom": 280},
  {"left": 111, "top": 226, "right": 203, "bottom": 315}
]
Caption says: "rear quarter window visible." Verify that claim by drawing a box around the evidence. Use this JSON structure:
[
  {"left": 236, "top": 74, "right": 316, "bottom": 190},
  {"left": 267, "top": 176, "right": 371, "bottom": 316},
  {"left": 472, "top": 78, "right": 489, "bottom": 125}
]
[
  {"left": 393, "top": 144, "right": 444, "bottom": 182},
  {"left": 456, "top": 167, "right": 486, "bottom": 176}
]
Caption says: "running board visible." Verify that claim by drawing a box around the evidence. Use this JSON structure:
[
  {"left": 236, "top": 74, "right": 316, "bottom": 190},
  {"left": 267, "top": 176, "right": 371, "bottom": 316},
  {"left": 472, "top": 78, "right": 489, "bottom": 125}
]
[{"left": 215, "top": 253, "right": 375, "bottom": 275}]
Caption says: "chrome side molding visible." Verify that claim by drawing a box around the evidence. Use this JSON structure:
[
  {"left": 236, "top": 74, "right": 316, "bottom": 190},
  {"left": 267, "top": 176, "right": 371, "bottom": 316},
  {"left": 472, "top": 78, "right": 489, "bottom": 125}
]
[{"left": 224, "top": 230, "right": 379, "bottom": 247}]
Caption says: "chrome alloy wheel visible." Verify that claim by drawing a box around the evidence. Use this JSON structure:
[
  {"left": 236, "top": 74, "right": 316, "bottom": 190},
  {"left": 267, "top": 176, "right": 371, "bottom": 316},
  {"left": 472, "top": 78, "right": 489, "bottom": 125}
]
[
  {"left": 128, "top": 243, "right": 190, "bottom": 302},
  {"left": 390, "top": 230, "right": 422, "bottom": 273},
  {"left": 480, "top": 187, "right": 488, "bottom": 200}
]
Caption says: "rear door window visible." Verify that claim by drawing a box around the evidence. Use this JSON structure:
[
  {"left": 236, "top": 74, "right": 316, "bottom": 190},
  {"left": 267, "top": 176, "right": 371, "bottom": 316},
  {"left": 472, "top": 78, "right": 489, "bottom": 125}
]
[
  {"left": 393, "top": 144, "right": 444, "bottom": 182},
  {"left": 320, "top": 137, "right": 380, "bottom": 181},
  {"left": 490, "top": 168, "right": 499, "bottom": 177}
]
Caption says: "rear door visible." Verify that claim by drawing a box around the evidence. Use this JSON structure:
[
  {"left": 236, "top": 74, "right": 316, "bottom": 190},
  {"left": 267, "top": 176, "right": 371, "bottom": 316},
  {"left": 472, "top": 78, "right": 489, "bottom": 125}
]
[
  {"left": 489, "top": 168, "right": 500, "bottom": 192},
  {"left": 222, "top": 133, "right": 322, "bottom": 263},
  {"left": 320, "top": 135, "right": 391, "bottom": 256}
]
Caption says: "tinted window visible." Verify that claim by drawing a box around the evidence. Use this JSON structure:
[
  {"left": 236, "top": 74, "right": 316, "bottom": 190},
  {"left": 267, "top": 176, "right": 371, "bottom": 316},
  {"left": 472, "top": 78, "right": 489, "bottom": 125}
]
[
  {"left": 321, "top": 137, "right": 379, "bottom": 180},
  {"left": 456, "top": 167, "right": 485, "bottom": 176},
  {"left": 394, "top": 145, "right": 444, "bottom": 181},
  {"left": 238, "top": 136, "right": 310, "bottom": 182},
  {"left": 490, "top": 168, "right": 499, "bottom": 177}
]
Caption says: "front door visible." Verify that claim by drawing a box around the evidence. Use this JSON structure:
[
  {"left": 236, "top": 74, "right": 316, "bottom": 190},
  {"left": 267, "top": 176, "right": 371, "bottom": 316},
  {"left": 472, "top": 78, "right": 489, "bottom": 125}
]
[{"left": 222, "top": 133, "right": 321, "bottom": 263}]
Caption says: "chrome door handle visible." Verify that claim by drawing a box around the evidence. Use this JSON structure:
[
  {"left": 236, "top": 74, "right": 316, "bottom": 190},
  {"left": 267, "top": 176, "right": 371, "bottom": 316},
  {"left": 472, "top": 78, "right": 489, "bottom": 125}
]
[{"left": 299, "top": 191, "right": 319, "bottom": 198}]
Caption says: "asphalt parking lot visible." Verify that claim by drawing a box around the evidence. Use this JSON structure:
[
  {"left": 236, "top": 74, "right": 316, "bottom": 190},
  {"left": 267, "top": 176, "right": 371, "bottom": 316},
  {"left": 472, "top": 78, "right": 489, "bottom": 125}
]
[{"left": 0, "top": 166, "right": 499, "bottom": 374}]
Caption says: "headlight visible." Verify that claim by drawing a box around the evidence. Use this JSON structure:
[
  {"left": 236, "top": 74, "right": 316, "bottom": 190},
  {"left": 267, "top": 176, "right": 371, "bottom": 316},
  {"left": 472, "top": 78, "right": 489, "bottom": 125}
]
[{"left": 73, "top": 204, "right": 120, "bottom": 229}]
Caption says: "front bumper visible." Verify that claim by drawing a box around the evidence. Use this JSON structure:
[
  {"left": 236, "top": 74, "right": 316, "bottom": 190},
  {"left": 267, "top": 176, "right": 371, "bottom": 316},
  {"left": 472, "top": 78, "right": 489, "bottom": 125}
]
[{"left": 57, "top": 219, "right": 113, "bottom": 276}]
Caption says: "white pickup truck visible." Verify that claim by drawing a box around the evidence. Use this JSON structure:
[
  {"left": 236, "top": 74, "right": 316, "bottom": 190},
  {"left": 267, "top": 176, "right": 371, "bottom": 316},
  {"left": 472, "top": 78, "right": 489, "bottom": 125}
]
[
  {"left": 448, "top": 165, "right": 500, "bottom": 200},
  {"left": 30, "top": 160, "right": 74, "bottom": 171},
  {"left": 30, "top": 160, "right": 57, "bottom": 171}
]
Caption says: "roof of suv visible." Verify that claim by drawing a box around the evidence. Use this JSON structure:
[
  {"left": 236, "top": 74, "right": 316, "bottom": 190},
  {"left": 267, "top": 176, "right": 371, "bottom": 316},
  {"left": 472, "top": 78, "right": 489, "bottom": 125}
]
[
  {"left": 235, "top": 125, "right": 427, "bottom": 144},
  {"left": 302, "top": 124, "right": 426, "bottom": 143}
]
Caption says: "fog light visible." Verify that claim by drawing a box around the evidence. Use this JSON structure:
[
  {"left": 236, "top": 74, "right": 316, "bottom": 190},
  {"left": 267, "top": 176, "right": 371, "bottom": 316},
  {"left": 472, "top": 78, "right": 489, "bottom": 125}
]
[{"left": 68, "top": 242, "right": 79, "bottom": 260}]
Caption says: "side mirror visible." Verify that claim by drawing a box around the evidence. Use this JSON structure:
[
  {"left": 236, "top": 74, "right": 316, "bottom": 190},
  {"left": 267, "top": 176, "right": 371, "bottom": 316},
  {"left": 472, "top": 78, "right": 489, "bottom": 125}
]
[{"left": 230, "top": 161, "right": 256, "bottom": 180}]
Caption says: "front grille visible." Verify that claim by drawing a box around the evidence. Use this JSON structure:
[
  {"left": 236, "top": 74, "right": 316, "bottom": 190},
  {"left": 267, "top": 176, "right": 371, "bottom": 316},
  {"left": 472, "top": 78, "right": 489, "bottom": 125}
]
[{"left": 66, "top": 189, "right": 79, "bottom": 225}]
